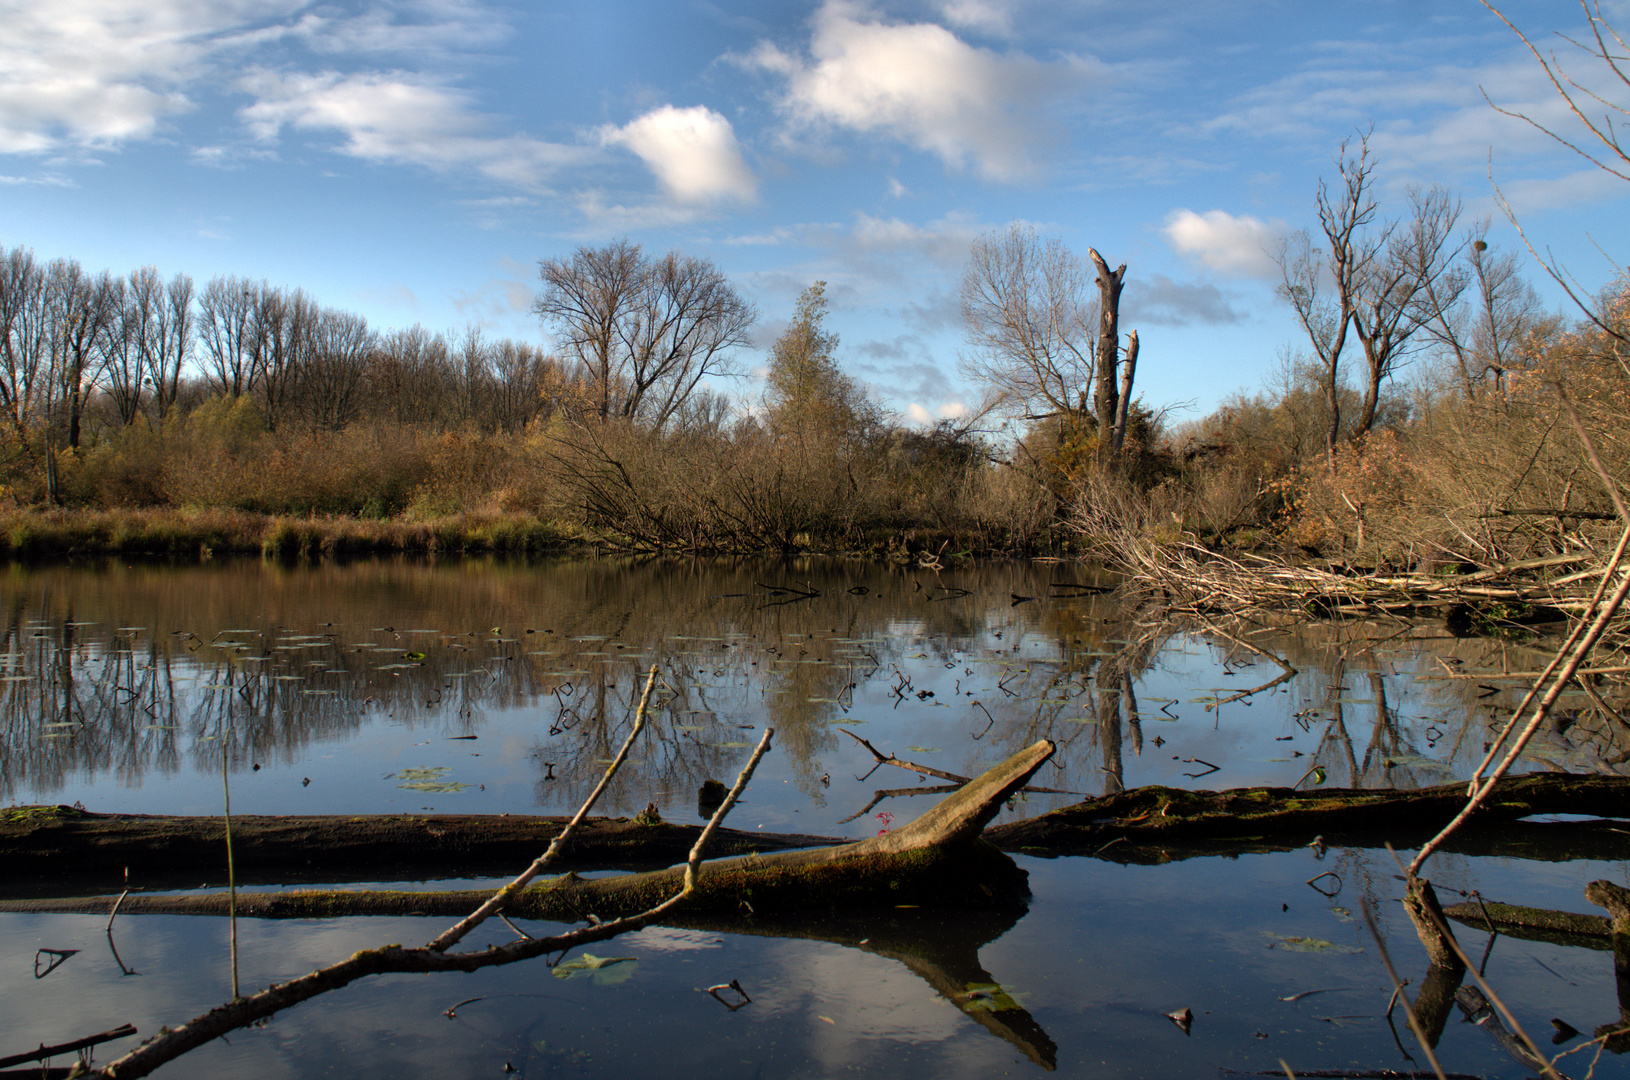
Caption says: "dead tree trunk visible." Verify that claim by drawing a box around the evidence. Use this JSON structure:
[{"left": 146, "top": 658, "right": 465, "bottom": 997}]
[{"left": 1088, "top": 248, "right": 1125, "bottom": 463}]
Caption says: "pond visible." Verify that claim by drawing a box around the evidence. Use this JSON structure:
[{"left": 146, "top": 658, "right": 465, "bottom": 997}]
[{"left": 1, "top": 556, "right": 1626, "bottom": 1078}]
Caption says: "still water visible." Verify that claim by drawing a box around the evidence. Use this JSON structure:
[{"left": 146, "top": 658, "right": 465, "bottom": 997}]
[{"left": 1, "top": 556, "right": 1626, "bottom": 1078}]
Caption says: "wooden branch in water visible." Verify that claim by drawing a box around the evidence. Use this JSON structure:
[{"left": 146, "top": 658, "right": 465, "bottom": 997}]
[
  {"left": 0, "top": 1024, "right": 137, "bottom": 1070},
  {"left": 839, "top": 729, "right": 1074, "bottom": 794}
]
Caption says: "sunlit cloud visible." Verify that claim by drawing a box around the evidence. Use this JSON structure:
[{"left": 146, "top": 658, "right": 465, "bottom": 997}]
[
  {"left": 744, "top": 0, "right": 1088, "bottom": 182},
  {"left": 0, "top": 0, "right": 305, "bottom": 153},
  {"left": 599, "top": 105, "right": 756, "bottom": 203},
  {"left": 239, "top": 69, "right": 591, "bottom": 189},
  {"left": 1162, "top": 208, "right": 1284, "bottom": 280}
]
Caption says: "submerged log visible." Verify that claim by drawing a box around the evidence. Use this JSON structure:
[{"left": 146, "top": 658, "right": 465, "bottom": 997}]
[
  {"left": 984, "top": 773, "right": 1630, "bottom": 858},
  {"left": 0, "top": 740, "right": 1057, "bottom": 918}
]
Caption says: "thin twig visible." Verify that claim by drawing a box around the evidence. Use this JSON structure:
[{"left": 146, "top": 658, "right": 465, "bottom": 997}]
[
  {"left": 1360, "top": 899, "right": 1448, "bottom": 1080},
  {"left": 427, "top": 665, "right": 661, "bottom": 955}
]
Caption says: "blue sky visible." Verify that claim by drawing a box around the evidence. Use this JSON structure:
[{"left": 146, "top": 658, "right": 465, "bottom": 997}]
[{"left": 2, "top": 0, "right": 1626, "bottom": 429}]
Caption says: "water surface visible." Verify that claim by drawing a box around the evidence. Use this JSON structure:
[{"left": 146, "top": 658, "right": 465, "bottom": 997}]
[{"left": 1, "top": 556, "right": 1625, "bottom": 1078}]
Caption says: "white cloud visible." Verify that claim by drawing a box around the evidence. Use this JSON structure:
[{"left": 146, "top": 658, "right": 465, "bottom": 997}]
[
  {"left": 848, "top": 211, "right": 982, "bottom": 266},
  {"left": 745, "top": 0, "right": 1085, "bottom": 182},
  {"left": 599, "top": 105, "right": 756, "bottom": 204},
  {"left": 937, "top": 0, "right": 1016, "bottom": 37},
  {"left": 1491, "top": 167, "right": 1629, "bottom": 216},
  {"left": 1162, "top": 209, "right": 1284, "bottom": 280},
  {"left": 0, "top": 172, "right": 75, "bottom": 187},
  {"left": 904, "top": 400, "right": 969, "bottom": 426},
  {"left": 0, "top": 0, "right": 303, "bottom": 153},
  {"left": 290, "top": 0, "right": 510, "bottom": 57},
  {"left": 239, "top": 69, "right": 590, "bottom": 189}
]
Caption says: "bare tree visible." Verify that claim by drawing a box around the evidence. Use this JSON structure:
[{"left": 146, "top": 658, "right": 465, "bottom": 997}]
[
  {"left": 198, "top": 276, "right": 259, "bottom": 398},
  {"left": 0, "top": 246, "right": 49, "bottom": 438},
  {"left": 536, "top": 241, "right": 755, "bottom": 427},
  {"left": 108, "top": 267, "right": 192, "bottom": 428},
  {"left": 959, "top": 224, "right": 1096, "bottom": 420},
  {"left": 251, "top": 285, "right": 317, "bottom": 431},
  {"left": 43, "top": 260, "right": 121, "bottom": 451},
  {"left": 1277, "top": 133, "right": 1463, "bottom": 461},
  {"left": 1481, "top": 1, "right": 1630, "bottom": 344},
  {"left": 150, "top": 272, "right": 193, "bottom": 424},
  {"left": 107, "top": 268, "right": 158, "bottom": 427},
  {"left": 486, "top": 338, "right": 554, "bottom": 433},
  {"left": 297, "top": 307, "right": 374, "bottom": 432},
  {"left": 1350, "top": 185, "right": 1464, "bottom": 432},
  {"left": 1419, "top": 224, "right": 1546, "bottom": 399},
  {"left": 369, "top": 325, "right": 455, "bottom": 426},
  {"left": 960, "top": 226, "right": 1140, "bottom": 464}
]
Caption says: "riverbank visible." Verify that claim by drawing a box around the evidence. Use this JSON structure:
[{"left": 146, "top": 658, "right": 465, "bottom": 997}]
[{"left": 0, "top": 506, "right": 1065, "bottom": 562}]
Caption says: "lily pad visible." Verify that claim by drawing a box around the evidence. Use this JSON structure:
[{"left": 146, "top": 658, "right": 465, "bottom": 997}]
[
  {"left": 552, "top": 954, "right": 636, "bottom": 984},
  {"left": 1262, "top": 932, "right": 1361, "bottom": 954}
]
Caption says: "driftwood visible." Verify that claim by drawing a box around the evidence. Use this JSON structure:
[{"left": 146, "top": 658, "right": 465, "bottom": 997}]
[{"left": 1, "top": 740, "right": 1057, "bottom": 919}]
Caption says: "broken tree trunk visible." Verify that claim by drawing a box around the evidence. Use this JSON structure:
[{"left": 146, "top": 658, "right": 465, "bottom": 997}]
[
  {"left": 1586, "top": 879, "right": 1630, "bottom": 1050},
  {"left": 1403, "top": 877, "right": 1464, "bottom": 970},
  {"left": 0, "top": 740, "right": 1057, "bottom": 919}
]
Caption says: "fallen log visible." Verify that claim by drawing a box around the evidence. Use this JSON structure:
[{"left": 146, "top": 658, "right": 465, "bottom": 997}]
[
  {"left": 984, "top": 773, "right": 1630, "bottom": 857},
  {"left": 0, "top": 739, "right": 1057, "bottom": 918},
  {"left": 0, "top": 803, "right": 841, "bottom": 897},
  {"left": 1441, "top": 899, "right": 1613, "bottom": 945},
  {"left": 7, "top": 769, "right": 1625, "bottom": 896}
]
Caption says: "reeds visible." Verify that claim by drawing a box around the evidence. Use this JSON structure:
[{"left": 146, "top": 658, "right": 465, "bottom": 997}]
[{"left": 0, "top": 506, "right": 581, "bottom": 559}]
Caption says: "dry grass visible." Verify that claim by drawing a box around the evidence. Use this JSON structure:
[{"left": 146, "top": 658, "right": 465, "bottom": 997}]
[{"left": 0, "top": 507, "right": 582, "bottom": 558}]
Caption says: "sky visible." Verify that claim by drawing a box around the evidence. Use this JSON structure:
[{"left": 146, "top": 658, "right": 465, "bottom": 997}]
[{"left": 2, "top": 0, "right": 1627, "bottom": 430}]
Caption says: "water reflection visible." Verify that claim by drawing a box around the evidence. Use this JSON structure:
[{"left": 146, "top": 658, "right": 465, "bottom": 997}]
[
  {"left": 1, "top": 557, "right": 1624, "bottom": 832},
  {"left": 7, "top": 848, "right": 1629, "bottom": 1079}
]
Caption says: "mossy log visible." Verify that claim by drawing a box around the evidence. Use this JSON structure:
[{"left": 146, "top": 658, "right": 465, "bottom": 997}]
[
  {"left": 1441, "top": 899, "right": 1613, "bottom": 945},
  {"left": 0, "top": 803, "right": 841, "bottom": 897},
  {"left": 0, "top": 740, "right": 1057, "bottom": 918},
  {"left": 984, "top": 773, "right": 1630, "bottom": 860}
]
